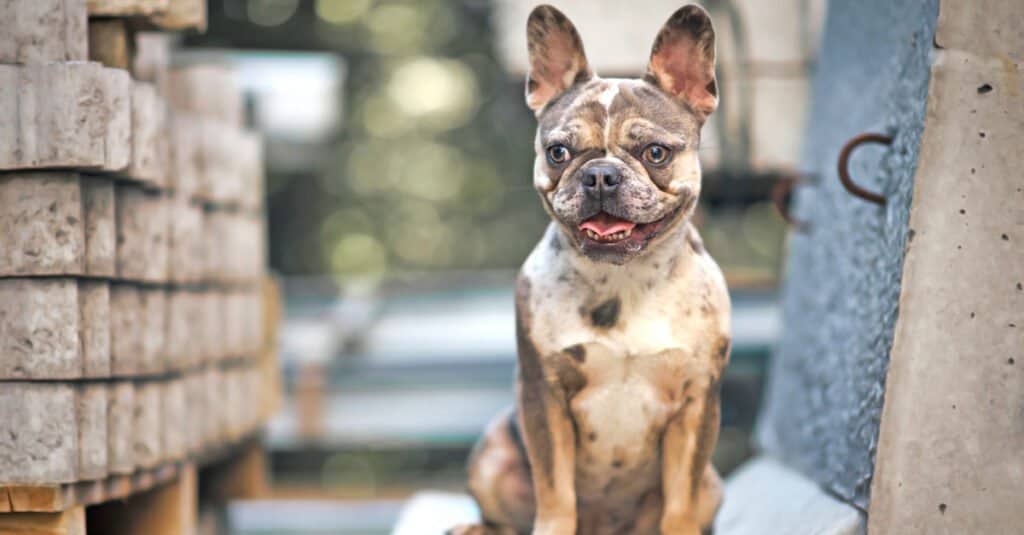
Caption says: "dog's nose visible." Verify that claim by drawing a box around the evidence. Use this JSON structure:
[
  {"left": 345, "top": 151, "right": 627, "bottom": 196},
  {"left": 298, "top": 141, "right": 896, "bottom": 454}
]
[{"left": 582, "top": 165, "right": 622, "bottom": 195}]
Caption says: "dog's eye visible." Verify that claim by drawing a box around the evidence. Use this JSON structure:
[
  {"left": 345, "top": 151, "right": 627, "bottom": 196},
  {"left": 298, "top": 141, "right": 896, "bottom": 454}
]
[
  {"left": 642, "top": 144, "right": 672, "bottom": 166},
  {"left": 546, "top": 145, "right": 571, "bottom": 165}
]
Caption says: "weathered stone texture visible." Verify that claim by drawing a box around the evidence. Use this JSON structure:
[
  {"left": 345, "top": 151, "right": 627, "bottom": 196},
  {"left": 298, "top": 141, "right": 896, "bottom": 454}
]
[
  {"left": 149, "top": 0, "right": 206, "bottom": 31},
  {"left": 139, "top": 288, "right": 166, "bottom": 373},
  {"left": 184, "top": 373, "right": 205, "bottom": 453},
  {"left": 168, "top": 114, "right": 201, "bottom": 196},
  {"left": 168, "top": 195, "right": 204, "bottom": 284},
  {"left": 0, "top": 279, "right": 80, "bottom": 379},
  {"left": 128, "top": 81, "right": 170, "bottom": 187},
  {"left": 78, "top": 280, "right": 111, "bottom": 378},
  {"left": 81, "top": 177, "right": 116, "bottom": 277},
  {"left": 166, "top": 290, "right": 202, "bottom": 371},
  {"left": 132, "top": 381, "right": 161, "bottom": 468},
  {"left": 109, "top": 283, "right": 143, "bottom": 376},
  {"left": 161, "top": 379, "right": 186, "bottom": 461},
  {"left": 167, "top": 65, "right": 241, "bottom": 126},
  {"left": 0, "top": 173, "right": 84, "bottom": 276},
  {"left": 0, "top": 383, "right": 78, "bottom": 483},
  {"left": 132, "top": 32, "right": 170, "bottom": 89},
  {"left": 200, "top": 292, "right": 225, "bottom": 362},
  {"left": 106, "top": 381, "right": 135, "bottom": 474},
  {"left": 0, "top": 63, "right": 131, "bottom": 171},
  {"left": 76, "top": 383, "right": 108, "bottom": 480},
  {"left": 756, "top": 0, "right": 939, "bottom": 509},
  {"left": 86, "top": 0, "right": 168, "bottom": 16},
  {"left": 115, "top": 185, "right": 168, "bottom": 283},
  {"left": 0, "top": 0, "right": 88, "bottom": 65}
]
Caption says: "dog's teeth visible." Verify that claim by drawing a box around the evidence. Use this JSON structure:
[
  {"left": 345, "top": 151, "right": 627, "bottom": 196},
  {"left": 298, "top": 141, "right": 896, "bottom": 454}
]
[{"left": 624, "top": 228, "right": 632, "bottom": 237}]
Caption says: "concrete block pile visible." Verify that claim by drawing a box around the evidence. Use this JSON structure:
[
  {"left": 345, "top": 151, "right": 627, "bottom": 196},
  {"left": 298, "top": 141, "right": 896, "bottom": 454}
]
[{"left": 0, "top": 0, "right": 276, "bottom": 496}]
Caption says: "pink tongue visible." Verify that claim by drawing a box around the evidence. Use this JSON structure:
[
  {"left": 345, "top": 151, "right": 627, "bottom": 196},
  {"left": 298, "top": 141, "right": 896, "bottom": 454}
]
[{"left": 579, "top": 213, "right": 637, "bottom": 237}]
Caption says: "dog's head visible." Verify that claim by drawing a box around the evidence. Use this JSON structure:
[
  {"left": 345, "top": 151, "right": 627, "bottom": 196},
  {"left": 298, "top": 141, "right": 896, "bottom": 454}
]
[{"left": 525, "top": 4, "right": 717, "bottom": 264}]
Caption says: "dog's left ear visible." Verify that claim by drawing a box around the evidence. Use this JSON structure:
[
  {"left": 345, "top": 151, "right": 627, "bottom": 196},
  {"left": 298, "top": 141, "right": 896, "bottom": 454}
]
[
  {"left": 525, "top": 5, "right": 593, "bottom": 113},
  {"left": 646, "top": 5, "right": 718, "bottom": 120}
]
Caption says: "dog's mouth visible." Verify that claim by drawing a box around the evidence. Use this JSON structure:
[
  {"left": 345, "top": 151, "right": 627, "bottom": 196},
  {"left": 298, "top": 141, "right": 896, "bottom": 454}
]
[{"left": 575, "top": 210, "right": 675, "bottom": 251}]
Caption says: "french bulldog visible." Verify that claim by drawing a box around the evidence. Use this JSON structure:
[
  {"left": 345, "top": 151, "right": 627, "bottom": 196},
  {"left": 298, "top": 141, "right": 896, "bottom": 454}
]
[{"left": 451, "top": 4, "right": 730, "bottom": 534}]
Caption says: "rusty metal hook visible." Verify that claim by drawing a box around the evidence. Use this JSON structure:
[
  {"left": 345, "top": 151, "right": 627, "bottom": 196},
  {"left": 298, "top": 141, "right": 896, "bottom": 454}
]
[
  {"left": 772, "top": 175, "right": 808, "bottom": 231},
  {"left": 837, "top": 133, "right": 892, "bottom": 206}
]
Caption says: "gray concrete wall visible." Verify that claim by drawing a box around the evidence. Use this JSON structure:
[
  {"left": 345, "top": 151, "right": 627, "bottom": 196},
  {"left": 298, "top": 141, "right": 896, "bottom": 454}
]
[{"left": 756, "top": 0, "right": 939, "bottom": 509}]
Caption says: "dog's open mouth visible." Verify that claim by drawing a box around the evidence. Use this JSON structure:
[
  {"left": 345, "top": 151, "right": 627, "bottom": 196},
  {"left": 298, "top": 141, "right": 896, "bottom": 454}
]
[{"left": 576, "top": 211, "right": 672, "bottom": 248}]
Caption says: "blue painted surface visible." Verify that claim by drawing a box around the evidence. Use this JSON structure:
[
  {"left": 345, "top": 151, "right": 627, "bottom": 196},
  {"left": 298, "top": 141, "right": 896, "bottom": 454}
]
[{"left": 756, "top": 0, "right": 939, "bottom": 509}]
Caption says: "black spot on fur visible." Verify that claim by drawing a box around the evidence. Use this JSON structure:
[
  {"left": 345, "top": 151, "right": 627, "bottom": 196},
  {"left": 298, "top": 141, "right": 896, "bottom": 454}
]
[
  {"left": 548, "top": 231, "right": 562, "bottom": 252},
  {"left": 564, "top": 344, "right": 586, "bottom": 362},
  {"left": 977, "top": 83, "right": 993, "bottom": 94},
  {"left": 589, "top": 297, "right": 621, "bottom": 328},
  {"left": 611, "top": 458, "right": 624, "bottom": 468},
  {"left": 939, "top": 503, "right": 947, "bottom": 514},
  {"left": 714, "top": 337, "right": 730, "bottom": 363}
]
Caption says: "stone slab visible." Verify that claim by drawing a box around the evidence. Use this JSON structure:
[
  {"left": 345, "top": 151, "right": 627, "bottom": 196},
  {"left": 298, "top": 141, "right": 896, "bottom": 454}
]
[
  {"left": 184, "top": 372, "right": 204, "bottom": 453},
  {"left": 869, "top": 4, "right": 1024, "bottom": 531},
  {"left": 115, "top": 185, "right": 168, "bottom": 283},
  {"left": 204, "top": 368, "right": 224, "bottom": 444},
  {"left": 107, "top": 381, "right": 135, "bottom": 474},
  {"left": 139, "top": 287, "right": 166, "bottom": 374},
  {"left": 128, "top": 81, "right": 170, "bottom": 188},
  {"left": 81, "top": 176, "right": 116, "bottom": 277},
  {"left": 132, "top": 381, "right": 161, "bottom": 469},
  {"left": 238, "top": 130, "right": 264, "bottom": 211},
  {"left": 109, "top": 283, "right": 143, "bottom": 376},
  {"left": 0, "top": 279, "right": 108, "bottom": 379},
  {"left": 161, "top": 378, "right": 186, "bottom": 462},
  {"left": 0, "top": 0, "right": 88, "bottom": 65},
  {"left": 755, "top": 0, "right": 939, "bottom": 507},
  {"left": 200, "top": 291, "right": 225, "bottom": 363},
  {"left": 392, "top": 491, "right": 481, "bottom": 535},
  {"left": 165, "top": 290, "right": 201, "bottom": 371},
  {"left": 168, "top": 113, "right": 201, "bottom": 196},
  {"left": 167, "top": 194, "right": 203, "bottom": 285},
  {"left": 149, "top": 0, "right": 206, "bottom": 31},
  {"left": 78, "top": 280, "right": 111, "bottom": 378},
  {"left": 0, "top": 173, "right": 84, "bottom": 277},
  {"left": 0, "top": 279, "right": 77, "bottom": 379},
  {"left": 0, "top": 62, "right": 131, "bottom": 172},
  {"left": 714, "top": 456, "right": 865, "bottom": 534},
  {"left": 132, "top": 32, "right": 170, "bottom": 89},
  {"left": 86, "top": 0, "right": 167, "bottom": 16},
  {"left": 76, "top": 384, "right": 109, "bottom": 481},
  {"left": 0, "top": 383, "right": 79, "bottom": 484},
  {"left": 167, "top": 64, "right": 241, "bottom": 126}
]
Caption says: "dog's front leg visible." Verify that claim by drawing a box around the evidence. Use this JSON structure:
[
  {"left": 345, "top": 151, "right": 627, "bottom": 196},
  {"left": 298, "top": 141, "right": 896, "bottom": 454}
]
[
  {"left": 659, "top": 377, "right": 722, "bottom": 535},
  {"left": 517, "top": 375, "right": 577, "bottom": 535},
  {"left": 515, "top": 277, "right": 577, "bottom": 535}
]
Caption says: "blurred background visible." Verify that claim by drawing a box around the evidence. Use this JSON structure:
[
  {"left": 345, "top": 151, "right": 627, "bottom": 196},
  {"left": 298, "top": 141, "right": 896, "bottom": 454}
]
[{"left": 182, "top": 0, "right": 823, "bottom": 532}]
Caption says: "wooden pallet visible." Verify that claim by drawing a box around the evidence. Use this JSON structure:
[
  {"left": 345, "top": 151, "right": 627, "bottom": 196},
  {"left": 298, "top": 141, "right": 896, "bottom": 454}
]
[{"left": 0, "top": 438, "right": 267, "bottom": 534}]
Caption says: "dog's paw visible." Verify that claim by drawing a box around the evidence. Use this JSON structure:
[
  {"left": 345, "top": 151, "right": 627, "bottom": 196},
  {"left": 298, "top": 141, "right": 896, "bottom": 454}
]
[{"left": 447, "top": 523, "right": 521, "bottom": 535}]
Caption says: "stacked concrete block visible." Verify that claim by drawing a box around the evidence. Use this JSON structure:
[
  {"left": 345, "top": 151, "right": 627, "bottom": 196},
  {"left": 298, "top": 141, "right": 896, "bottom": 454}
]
[
  {"left": 0, "top": 0, "right": 276, "bottom": 511},
  {"left": 0, "top": 278, "right": 109, "bottom": 379}
]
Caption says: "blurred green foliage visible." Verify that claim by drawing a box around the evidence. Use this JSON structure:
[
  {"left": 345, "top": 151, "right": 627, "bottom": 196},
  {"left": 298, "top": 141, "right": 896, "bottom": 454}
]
[{"left": 265, "top": 0, "right": 544, "bottom": 278}]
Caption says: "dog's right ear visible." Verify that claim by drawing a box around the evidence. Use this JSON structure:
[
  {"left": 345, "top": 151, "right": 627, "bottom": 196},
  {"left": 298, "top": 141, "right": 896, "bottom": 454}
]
[{"left": 525, "top": 5, "right": 593, "bottom": 113}]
